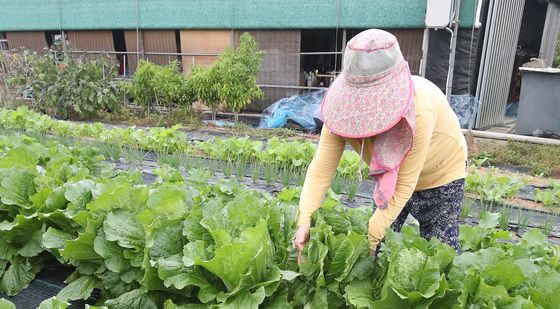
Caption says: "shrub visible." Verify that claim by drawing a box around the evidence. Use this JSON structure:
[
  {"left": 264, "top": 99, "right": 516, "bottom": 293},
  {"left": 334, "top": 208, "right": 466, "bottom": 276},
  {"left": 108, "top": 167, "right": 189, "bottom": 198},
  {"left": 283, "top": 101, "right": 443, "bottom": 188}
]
[
  {"left": 127, "top": 60, "right": 194, "bottom": 114},
  {"left": 7, "top": 50, "right": 122, "bottom": 119},
  {"left": 189, "top": 32, "right": 264, "bottom": 120}
]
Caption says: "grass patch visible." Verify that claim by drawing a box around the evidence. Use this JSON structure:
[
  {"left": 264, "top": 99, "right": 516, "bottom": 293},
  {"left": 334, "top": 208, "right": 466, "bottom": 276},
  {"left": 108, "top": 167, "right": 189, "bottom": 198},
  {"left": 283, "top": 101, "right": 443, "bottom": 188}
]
[
  {"left": 96, "top": 106, "right": 203, "bottom": 129},
  {"left": 488, "top": 142, "right": 560, "bottom": 177}
]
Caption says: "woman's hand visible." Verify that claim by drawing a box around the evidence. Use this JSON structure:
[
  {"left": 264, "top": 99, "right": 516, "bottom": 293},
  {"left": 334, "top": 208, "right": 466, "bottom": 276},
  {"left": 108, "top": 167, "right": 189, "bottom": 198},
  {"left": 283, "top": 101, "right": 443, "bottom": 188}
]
[{"left": 294, "top": 225, "right": 310, "bottom": 266}]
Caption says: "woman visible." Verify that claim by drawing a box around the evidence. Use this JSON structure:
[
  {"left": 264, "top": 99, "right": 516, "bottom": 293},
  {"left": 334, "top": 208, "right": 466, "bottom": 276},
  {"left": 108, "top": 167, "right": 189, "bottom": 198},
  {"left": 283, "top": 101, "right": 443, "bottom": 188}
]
[{"left": 294, "top": 29, "right": 468, "bottom": 259}]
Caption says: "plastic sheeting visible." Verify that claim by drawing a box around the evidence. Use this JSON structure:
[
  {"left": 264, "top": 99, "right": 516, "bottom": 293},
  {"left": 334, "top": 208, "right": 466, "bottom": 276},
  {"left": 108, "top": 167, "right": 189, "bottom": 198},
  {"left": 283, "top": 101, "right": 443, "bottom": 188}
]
[
  {"left": 203, "top": 120, "right": 236, "bottom": 127},
  {"left": 425, "top": 28, "right": 481, "bottom": 95},
  {"left": 450, "top": 94, "right": 479, "bottom": 129},
  {"left": 260, "top": 90, "right": 477, "bottom": 131},
  {"left": 259, "top": 89, "right": 326, "bottom": 131}
]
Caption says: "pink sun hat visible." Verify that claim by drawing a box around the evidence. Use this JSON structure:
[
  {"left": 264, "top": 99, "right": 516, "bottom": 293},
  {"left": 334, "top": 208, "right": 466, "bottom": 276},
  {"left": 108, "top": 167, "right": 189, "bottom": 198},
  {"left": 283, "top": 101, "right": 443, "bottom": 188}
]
[
  {"left": 321, "top": 29, "right": 416, "bottom": 209},
  {"left": 321, "top": 29, "right": 414, "bottom": 138}
]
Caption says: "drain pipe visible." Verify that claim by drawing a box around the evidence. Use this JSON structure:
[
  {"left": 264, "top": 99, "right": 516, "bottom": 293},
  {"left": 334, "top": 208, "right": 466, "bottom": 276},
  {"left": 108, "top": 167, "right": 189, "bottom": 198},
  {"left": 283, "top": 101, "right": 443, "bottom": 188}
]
[
  {"left": 462, "top": 129, "right": 560, "bottom": 146},
  {"left": 419, "top": 28, "right": 430, "bottom": 77},
  {"left": 445, "top": 0, "right": 461, "bottom": 102}
]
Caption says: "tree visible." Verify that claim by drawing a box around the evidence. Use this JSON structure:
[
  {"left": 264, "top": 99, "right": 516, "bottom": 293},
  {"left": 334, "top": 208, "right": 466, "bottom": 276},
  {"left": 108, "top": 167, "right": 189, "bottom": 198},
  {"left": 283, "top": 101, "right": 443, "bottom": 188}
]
[
  {"left": 189, "top": 33, "right": 265, "bottom": 121},
  {"left": 217, "top": 33, "right": 265, "bottom": 120}
]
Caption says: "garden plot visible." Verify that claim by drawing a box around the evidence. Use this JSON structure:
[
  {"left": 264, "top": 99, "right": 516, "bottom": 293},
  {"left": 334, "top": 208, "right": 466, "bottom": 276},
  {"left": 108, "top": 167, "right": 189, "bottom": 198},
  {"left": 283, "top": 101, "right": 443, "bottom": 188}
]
[
  {"left": 1, "top": 132, "right": 560, "bottom": 308},
  {"left": 1, "top": 107, "right": 559, "bottom": 233},
  {"left": 109, "top": 153, "right": 560, "bottom": 242}
]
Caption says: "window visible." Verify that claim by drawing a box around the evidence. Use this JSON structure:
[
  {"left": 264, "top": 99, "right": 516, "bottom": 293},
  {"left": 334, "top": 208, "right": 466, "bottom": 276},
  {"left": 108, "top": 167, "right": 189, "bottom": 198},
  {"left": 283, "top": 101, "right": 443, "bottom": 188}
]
[
  {"left": 300, "top": 29, "right": 344, "bottom": 88},
  {"left": 0, "top": 32, "right": 8, "bottom": 50},
  {"left": 45, "top": 30, "right": 68, "bottom": 49}
]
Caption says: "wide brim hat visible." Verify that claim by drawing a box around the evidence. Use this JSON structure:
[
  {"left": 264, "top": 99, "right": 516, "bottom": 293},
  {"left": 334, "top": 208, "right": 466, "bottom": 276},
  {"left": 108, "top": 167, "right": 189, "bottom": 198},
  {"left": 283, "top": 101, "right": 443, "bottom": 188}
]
[
  {"left": 321, "top": 29, "right": 416, "bottom": 209},
  {"left": 321, "top": 29, "right": 414, "bottom": 138}
]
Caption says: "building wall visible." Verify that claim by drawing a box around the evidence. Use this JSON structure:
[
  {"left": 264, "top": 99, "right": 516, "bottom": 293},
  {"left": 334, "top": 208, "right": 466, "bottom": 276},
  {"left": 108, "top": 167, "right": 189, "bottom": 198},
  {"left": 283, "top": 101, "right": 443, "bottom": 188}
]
[
  {"left": 66, "top": 30, "right": 116, "bottom": 61},
  {"left": 142, "top": 30, "right": 178, "bottom": 66},
  {"left": 123, "top": 30, "right": 178, "bottom": 72},
  {"left": 5, "top": 31, "right": 47, "bottom": 53},
  {"left": 66, "top": 31, "right": 114, "bottom": 51},
  {"left": 0, "top": 0, "right": 480, "bottom": 31},
  {"left": 123, "top": 30, "right": 141, "bottom": 73},
  {"left": 235, "top": 30, "right": 301, "bottom": 112},
  {"left": 180, "top": 30, "right": 231, "bottom": 74},
  {"left": 387, "top": 29, "right": 424, "bottom": 75}
]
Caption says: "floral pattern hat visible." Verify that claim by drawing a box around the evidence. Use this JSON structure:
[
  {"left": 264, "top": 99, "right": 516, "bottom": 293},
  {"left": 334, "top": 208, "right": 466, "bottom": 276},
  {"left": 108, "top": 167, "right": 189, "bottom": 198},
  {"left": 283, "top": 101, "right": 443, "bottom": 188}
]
[{"left": 321, "top": 29, "right": 415, "bottom": 209}]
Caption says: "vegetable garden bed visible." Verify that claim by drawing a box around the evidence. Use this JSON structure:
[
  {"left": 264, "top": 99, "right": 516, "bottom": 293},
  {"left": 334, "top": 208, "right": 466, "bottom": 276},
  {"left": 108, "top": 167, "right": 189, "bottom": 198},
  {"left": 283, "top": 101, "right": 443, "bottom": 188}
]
[
  {"left": 2, "top": 106, "right": 558, "bottom": 235},
  {"left": 0, "top": 130, "right": 559, "bottom": 308}
]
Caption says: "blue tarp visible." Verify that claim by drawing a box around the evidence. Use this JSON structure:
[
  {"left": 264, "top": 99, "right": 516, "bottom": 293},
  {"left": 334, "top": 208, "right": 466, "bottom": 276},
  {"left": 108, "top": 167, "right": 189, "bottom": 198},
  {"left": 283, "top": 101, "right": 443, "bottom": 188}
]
[
  {"left": 260, "top": 91, "right": 479, "bottom": 131},
  {"left": 259, "top": 89, "right": 326, "bottom": 131},
  {"left": 450, "top": 94, "right": 479, "bottom": 129}
]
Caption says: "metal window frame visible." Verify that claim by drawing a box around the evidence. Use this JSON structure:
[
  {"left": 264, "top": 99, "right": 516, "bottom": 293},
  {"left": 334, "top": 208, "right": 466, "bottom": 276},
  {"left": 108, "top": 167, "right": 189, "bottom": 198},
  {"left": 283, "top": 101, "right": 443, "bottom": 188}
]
[
  {"left": 0, "top": 32, "right": 8, "bottom": 50},
  {"left": 51, "top": 29, "right": 353, "bottom": 91},
  {"left": 0, "top": 32, "right": 7, "bottom": 42}
]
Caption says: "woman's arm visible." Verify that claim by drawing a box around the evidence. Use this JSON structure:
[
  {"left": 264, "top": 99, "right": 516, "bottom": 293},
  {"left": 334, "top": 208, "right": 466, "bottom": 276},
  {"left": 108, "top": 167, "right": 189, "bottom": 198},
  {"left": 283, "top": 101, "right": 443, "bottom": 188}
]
[
  {"left": 296, "top": 126, "right": 346, "bottom": 226},
  {"left": 367, "top": 109, "right": 436, "bottom": 251}
]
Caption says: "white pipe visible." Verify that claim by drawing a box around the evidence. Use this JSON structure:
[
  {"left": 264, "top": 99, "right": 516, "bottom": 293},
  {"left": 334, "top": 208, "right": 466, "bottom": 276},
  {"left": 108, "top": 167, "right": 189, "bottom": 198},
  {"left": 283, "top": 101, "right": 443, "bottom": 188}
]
[
  {"left": 420, "top": 28, "right": 430, "bottom": 77},
  {"left": 475, "top": 0, "right": 483, "bottom": 28},
  {"left": 446, "top": 0, "right": 461, "bottom": 102},
  {"left": 463, "top": 129, "right": 560, "bottom": 146}
]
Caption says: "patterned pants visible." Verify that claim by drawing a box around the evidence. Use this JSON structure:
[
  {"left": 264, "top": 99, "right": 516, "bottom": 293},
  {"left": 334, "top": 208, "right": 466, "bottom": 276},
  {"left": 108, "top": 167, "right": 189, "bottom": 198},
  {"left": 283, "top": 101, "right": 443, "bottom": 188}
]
[{"left": 390, "top": 178, "right": 465, "bottom": 252}]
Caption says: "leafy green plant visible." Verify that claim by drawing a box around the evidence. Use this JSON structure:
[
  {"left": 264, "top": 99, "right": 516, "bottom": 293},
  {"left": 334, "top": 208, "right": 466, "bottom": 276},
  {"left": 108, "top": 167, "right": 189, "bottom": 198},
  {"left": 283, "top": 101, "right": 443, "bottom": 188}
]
[
  {"left": 127, "top": 60, "right": 193, "bottom": 114},
  {"left": 97, "top": 142, "right": 122, "bottom": 161},
  {"left": 251, "top": 163, "right": 260, "bottom": 184},
  {"left": 222, "top": 160, "right": 233, "bottom": 178},
  {"left": 263, "top": 163, "right": 276, "bottom": 185},
  {"left": 460, "top": 212, "right": 511, "bottom": 251},
  {"left": 469, "top": 152, "right": 493, "bottom": 168},
  {"left": 196, "top": 137, "right": 262, "bottom": 162},
  {"left": 539, "top": 213, "right": 558, "bottom": 236},
  {"left": 2, "top": 132, "right": 560, "bottom": 308},
  {"left": 517, "top": 208, "right": 531, "bottom": 234},
  {"left": 461, "top": 199, "right": 474, "bottom": 221},
  {"left": 331, "top": 174, "right": 344, "bottom": 195},
  {"left": 465, "top": 172, "right": 481, "bottom": 194},
  {"left": 7, "top": 50, "right": 122, "bottom": 119},
  {"left": 347, "top": 179, "right": 360, "bottom": 201},
  {"left": 466, "top": 172, "right": 523, "bottom": 203},
  {"left": 498, "top": 205, "right": 512, "bottom": 230},
  {"left": 281, "top": 168, "right": 291, "bottom": 187},
  {"left": 296, "top": 168, "right": 306, "bottom": 187},
  {"left": 156, "top": 150, "right": 181, "bottom": 168},
  {"left": 262, "top": 137, "right": 316, "bottom": 169},
  {"left": 337, "top": 149, "right": 368, "bottom": 179},
  {"left": 188, "top": 33, "right": 264, "bottom": 120},
  {"left": 206, "top": 158, "right": 219, "bottom": 172},
  {"left": 533, "top": 188, "right": 559, "bottom": 208},
  {"left": 235, "top": 159, "right": 247, "bottom": 179},
  {"left": 122, "top": 146, "right": 145, "bottom": 164}
]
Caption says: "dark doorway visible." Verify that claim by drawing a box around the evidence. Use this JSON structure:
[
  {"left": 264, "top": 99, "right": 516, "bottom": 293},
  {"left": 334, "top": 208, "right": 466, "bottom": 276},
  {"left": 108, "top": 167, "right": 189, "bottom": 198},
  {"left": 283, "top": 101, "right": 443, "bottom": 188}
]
[
  {"left": 508, "top": 0, "right": 548, "bottom": 104},
  {"left": 300, "top": 29, "right": 343, "bottom": 87},
  {"left": 112, "top": 30, "right": 127, "bottom": 75},
  {"left": 45, "top": 30, "right": 63, "bottom": 49}
]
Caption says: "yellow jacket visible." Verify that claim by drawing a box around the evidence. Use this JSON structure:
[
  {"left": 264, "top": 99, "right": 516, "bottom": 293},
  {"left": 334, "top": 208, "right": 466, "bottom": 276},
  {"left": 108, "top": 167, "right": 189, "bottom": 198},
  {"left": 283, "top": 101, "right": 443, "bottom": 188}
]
[{"left": 297, "top": 76, "right": 468, "bottom": 250}]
